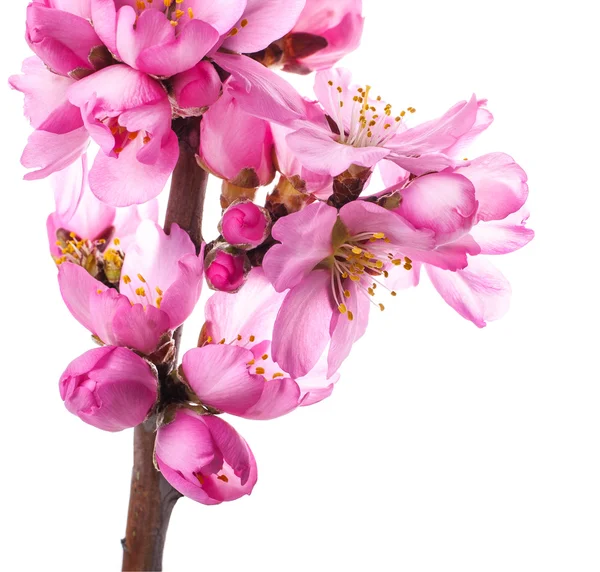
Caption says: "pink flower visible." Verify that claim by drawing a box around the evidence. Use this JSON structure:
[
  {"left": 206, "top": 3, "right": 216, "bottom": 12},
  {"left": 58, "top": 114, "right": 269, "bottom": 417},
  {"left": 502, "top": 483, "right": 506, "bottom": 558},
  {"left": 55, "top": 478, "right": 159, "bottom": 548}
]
[
  {"left": 285, "top": 0, "right": 363, "bottom": 73},
  {"left": 58, "top": 221, "right": 204, "bottom": 355},
  {"left": 67, "top": 64, "right": 179, "bottom": 206},
  {"left": 382, "top": 153, "right": 533, "bottom": 327},
  {"left": 262, "top": 200, "right": 435, "bottom": 377},
  {"left": 47, "top": 155, "right": 158, "bottom": 273},
  {"left": 219, "top": 200, "right": 270, "bottom": 249},
  {"left": 198, "top": 86, "right": 275, "bottom": 187},
  {"left": 89, "top": 0, "right": 232, "bottom": 77},
  {"left": 60, "top": 346, "right": 158, "bottom": 432},
  {"left": 182, "top": 268, "right": 338, "bottom": 419},
  {"left": 26, "top": 1, "right": 106, "bottom": 78},
  {"left": 285, "top": 68, "right": 491, "bottom": 178},
  {"left": 155, "top": 409, "right": 257, "bottom": 505},
  {"left": 205, "top": 247, "right": 249, "bottom": 293},
  {"left": 11, "top": 60, "right": 179, "bottom": 205}
]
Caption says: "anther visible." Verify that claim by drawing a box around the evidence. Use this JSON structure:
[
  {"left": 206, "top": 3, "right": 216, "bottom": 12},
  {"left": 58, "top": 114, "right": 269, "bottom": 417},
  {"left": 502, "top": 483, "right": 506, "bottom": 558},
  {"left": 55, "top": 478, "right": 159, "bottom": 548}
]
[
  {"left": 347, "top": 311, "right": 354, "bottom": 321},
  {"left": 255, "top": 367, "right": 265, "bottom": 375},
  {"left": 241, "top": 18, "right": 248, "bottom": 27},
  {"left": 155, "top": 286, "right": 163, "bottom": 295},
  {"left": 217, "top": 475, "right": 229, "bottom": 483},
  {"left": 137, "top": 274, "right": 146, "bottom": 283},
  {"left": 338, "top": 303, "right": 347, "bottom": 314},
  {"left": 249, "top": 335, "right": 255, "bottom": 342},
  {"left": 123, "top": 275, "right": 132, "bottom": 284}
]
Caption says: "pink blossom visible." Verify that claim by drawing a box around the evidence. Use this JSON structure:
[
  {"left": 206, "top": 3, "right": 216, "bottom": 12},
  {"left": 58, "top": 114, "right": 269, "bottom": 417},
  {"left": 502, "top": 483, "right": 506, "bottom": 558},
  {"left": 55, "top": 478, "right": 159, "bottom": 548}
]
[
  {"left": 60, "top": 346, "right": 158, "bottom": 432},
  {"left": 199, "top": 86, "right": 275, "bottom": 187},
  {"left": 47, "top": 155, "right": 158, "bottom": 262},
  {"left": 262, "top": 201, "right": 435, "bottom": 377},
  {"left": 26, "top": 1, "right": 105, "bottom": 77},
  {"left": 67, "top": 65, "right": 179, "bottom": 206},
  {"left": 58, "top": 221, "right": 204, "bottom": 355},
  {"left": 219, "top": 201, "right": 270, "bottom": 249},
  {"left": 182, "top": 268, "right": 338, "bottom": 418},
  {"left": 381, "top": 152, "right": 533, "bottom": 327},
  {"left": 89, "top": 0, "right": 234, "bottom": 77},
  {"left": 205, "top": 247, "right": 249, "bottom": 293},
  {"left": 155, "top": 409, "right": 257, "bottom": 505},
  {"left": 285, "top": 0, "right": 363, "bottom": 73},
  {"left": 285, "top": 68, "right": 491, "bottom": 178},
  {"left": 220, "top": 0, "right": 307, "bottom": 55}
]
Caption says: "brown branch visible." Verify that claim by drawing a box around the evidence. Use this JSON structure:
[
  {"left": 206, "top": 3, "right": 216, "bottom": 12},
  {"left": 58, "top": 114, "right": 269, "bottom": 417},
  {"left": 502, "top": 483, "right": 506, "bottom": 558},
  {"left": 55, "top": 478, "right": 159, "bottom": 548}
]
[{"left": 122, "top": 118, "right": 209, "bottom": 571}]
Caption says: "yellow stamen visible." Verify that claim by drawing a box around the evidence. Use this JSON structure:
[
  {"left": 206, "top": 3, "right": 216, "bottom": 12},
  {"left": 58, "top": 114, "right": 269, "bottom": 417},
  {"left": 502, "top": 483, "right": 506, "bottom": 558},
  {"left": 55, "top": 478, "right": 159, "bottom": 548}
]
[
  {"left": 338, "top": 303, "right": 347, "bottom": 314},
  {"left": 135, "top": 287, "right": 146, "bottom": 296},
  {"left": 273, "top": 373, "right": 284, "bottom": 379},
  {"left": 249, "top": 335, "right": 255, "bottom": 342},
  {"left": 241, "top": 18, "right": 248, "bottom": 27},
  {"left": 137, "top": 274, "right": 146, "bottom": 283},
  {"left": 155, "top": 286, "right": 163, "bottom": 295},
  {"left": 347, "top": 311, "right": 354, "bottom": 321},
  {"left": 261, "top": 354, "right": 269, "bottom": 361},
  {"left": 217, "top": 475, "right": 229, "bottom": 483},
  {"left": 113, "top": 238, "right": 121, "bottom": 246},
  {"left": 255, "top": 367, "right": 265, "bottom": 375},
  {"left": 123, "top": 275, "right": 132, "bottom": 284}
]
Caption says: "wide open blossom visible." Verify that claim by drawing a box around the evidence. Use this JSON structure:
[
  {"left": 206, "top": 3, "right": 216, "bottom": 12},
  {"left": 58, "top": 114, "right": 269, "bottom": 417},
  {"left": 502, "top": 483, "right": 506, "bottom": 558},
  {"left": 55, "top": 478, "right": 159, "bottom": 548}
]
[
  {"left": 155, "top": 409, "right": 257, "bottom": 505},
  {"left": 58, "top": 221, "right": 204, "bottom": 355},
  {"left": 47, "top": 155, "right": 158, "bottom": 281},
  {"left": 262, "top": 201, "right": 435, "bottom": 378},
  {"left": 60, "top": 345, "right": 158, "bottom": 431},
  {"left": 285, "top": 68, "right": 492, "bottom": 178},
  {"left": 284, "top": 0, "right": 364, "bottom": 73},
  {"left": 10, "top": 60, "right": 179, "bottom": 206},
  {"left": 381, "top": 153, "right": 534, "bottom": 327},
  {"left": 182, "top": 268, "right": 339, "bottom": 419}
]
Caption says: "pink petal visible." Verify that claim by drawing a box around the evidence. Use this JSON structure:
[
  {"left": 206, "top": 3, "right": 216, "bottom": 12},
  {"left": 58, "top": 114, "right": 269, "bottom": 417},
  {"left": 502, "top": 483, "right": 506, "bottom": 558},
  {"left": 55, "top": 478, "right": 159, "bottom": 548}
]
[
  {"left": 272, "top": 270, "right": 334, "bottom": 378},
  {"left": 242, "top": 376, "right": 301, "bottom": 420},
  {"left": 183, "top": 345, "right": 264, "bottom": 416},
  {"left": 212, "top": 53, "right": 306, "bottom": 124},
  {"left": 470, "top": 209, "right": 534, "bottom": 254},
  {"left": 50, "top": 153, "right": 87, "bottom": 220},
  {"left": 339, "top": 200, "right": 436, "bottom": 251},
  {"left": 426, "top": 257, "right": 512, "bottom": 328},
  {"left": 395, "top": 172, "right": 478, "bottom": 244},
  {"left": 171, "top": 61, "right": 222, "bottom": 111},
  {"left": 199, "top": 86, "right": 274, "bottom": 185},
  {"left": 187, "top": 0, "right": 246, "bottom": 35},
  {"left": 455, "top": 153, "right": 529, "bottom": 223},
  {"left": 286, "top": 126, "right": 390, "bottom": 176},
  {"left": 90, "top": 0, "right": 119, "bottom": 56},
  {"left": 327, "top": 278, "right": 370, "bottom": 376},
  {"left": 109, "top": 301, "right": 169, "bottom": 354},
  {"left": 221, "top": 0, "right": 307, "bottom": 54},
  {"left": 89, "top": 131, "right": 179, "bottom": 206},
  {"left": 204, "top": 268, "right": 287, "bottom": 346},
  {"left": 404, "top": 235, "right": 481, "bottom": 271},
  {"left": 263, "top": 201, "right": 337, "bottom": 291}
]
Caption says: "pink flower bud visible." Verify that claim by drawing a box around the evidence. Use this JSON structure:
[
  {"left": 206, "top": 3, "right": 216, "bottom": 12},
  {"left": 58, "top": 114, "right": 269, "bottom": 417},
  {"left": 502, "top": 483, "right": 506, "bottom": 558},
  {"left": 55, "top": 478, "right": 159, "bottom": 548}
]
[
  {"left": 171, "top": 61, "right": 222, "bottom": 115},
  {"left": 59, "top": 347, "right": 158, "bottom": 432},
  {"left": 205, "top": 247, "right": 250, "bottom": 293},
  {"left": 155, "top": 409, "right": 257, "bottom": 505},
  {"left": 219, "top": 201, "right": 270, "bottom": 249}
]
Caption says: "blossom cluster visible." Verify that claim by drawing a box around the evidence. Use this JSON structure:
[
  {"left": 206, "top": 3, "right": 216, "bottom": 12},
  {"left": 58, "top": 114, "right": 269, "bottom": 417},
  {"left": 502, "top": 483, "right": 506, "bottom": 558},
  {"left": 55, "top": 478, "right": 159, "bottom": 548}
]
[{"left": 11, "top": 0, "right": 532, "bottom": 505}]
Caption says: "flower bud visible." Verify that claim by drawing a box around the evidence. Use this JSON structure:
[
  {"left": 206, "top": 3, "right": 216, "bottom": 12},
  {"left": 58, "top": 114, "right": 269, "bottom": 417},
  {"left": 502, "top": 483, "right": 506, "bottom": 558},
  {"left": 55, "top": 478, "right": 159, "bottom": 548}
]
[
  {"left": 59, "top": 347, "right": 158, "bottom": 432},
  {"left": 219, "top": 201, "right": 270, "bottom": 249},
  {"left": 170, "top": 61, "right": 222, "bottom": 116},
  {"left": 155, "top": 409, "right": 257, "bottom": 505},
  {"left": 205, "top": 247, "right": 250, "bottom": 293}
]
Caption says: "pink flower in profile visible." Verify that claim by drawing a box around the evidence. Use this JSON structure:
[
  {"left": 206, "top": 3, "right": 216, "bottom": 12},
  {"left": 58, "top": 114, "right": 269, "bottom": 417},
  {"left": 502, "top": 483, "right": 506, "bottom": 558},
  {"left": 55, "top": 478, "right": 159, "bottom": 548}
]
[
  {"left": 58, "top": 221, "right": 204, "bottom": 355},
  {"left": 382, "top": 153, "right": 533, "bottom": 327},
  {"left": 285, "top": 0, "right": 364, "bottom": 73},
  {"left": 26, "top": 1, "right": 106, "bottom": 78},
  {"left": 155, "top": 409, "right": 257, "bottom": 505},
  {"left": 204, "top": 247, "right": 249, "bottom": 293},
  {"left": 262, "top": 201, "right": 435, "bottom": 378},
  {"left": 219, "top": 201, "right": 270, "bottom": 249},
  {"left": 199, "top": 86, "right": 275, "bottom": 187},
  {"left": 285, "top": 68, "right": 491, "bottom": 178},
  {"left": 182, "top": 268, "right": 338, "bottom": 419},
  {"left": 47, "top": 155, "right": 158, "bottom": 268},
  {"left": 60, "top": 346, "right": 158, "bottom": 432}
]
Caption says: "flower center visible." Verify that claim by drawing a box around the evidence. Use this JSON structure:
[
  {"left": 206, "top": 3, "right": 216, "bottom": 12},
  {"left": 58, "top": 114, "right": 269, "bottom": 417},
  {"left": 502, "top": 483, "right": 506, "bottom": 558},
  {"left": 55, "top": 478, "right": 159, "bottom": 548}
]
[
  {"left": 104, "top": 118, "right": 152, "bottom": 157},
  {"left": 331, "top": 231, "right": 412, "bottom": 320},
  {"left": 122, "top": 273, "right": 164, "bottom": 309},
  {"left": 133, "top": 0, "right": 196, "bottom": 26},
  {"left": 326, "top": 81, "right": 416, "bottom": 148}
]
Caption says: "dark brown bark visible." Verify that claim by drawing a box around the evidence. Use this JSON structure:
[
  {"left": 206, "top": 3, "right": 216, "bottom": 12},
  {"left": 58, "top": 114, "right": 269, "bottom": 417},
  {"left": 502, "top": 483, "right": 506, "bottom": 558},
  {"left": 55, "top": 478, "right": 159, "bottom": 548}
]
[{"left": 122, "top": 119, "right": 208, "bottom": 571}]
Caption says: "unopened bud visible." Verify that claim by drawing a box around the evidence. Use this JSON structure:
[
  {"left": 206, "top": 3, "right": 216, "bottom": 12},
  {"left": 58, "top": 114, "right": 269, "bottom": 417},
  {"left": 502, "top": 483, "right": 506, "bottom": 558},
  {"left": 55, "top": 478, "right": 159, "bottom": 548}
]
[
  {"left": 219, "top": 201, "right": 270, "bottom": 250},
  {"left": 205, "top": 246, "right": 250, "bottom": 293}
]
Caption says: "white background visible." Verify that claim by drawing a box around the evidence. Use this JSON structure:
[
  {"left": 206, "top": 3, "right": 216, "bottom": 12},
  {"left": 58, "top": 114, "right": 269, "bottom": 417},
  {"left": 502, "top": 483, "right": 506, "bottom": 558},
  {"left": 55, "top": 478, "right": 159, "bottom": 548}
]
[{"left": 1, "top": 1, "right": 599, "bottom": 570}]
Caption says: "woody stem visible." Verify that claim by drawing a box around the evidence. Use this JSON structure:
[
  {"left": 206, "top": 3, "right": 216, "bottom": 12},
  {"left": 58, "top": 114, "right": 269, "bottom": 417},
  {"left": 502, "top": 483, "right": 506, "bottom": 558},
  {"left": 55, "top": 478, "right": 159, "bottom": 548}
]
[{"left": 121, "top": 117, "right": 208, "bottom": 571}]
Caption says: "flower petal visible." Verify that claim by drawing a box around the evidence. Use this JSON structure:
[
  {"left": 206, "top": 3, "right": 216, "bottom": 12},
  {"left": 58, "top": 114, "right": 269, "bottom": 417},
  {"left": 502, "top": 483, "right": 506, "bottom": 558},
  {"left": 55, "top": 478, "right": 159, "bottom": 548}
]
[{"left": 470, "top": 209, "right": 534, "bottom": 254}]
